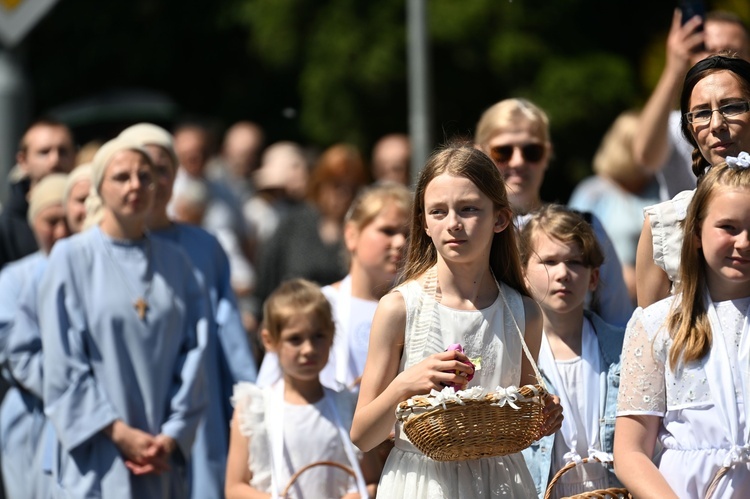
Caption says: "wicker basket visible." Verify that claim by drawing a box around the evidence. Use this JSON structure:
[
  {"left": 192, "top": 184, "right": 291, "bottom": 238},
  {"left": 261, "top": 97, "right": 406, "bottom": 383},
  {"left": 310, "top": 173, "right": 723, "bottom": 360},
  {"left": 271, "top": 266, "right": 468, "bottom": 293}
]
[
  {"left": 396, "top": 384, "right": 547, "bottom": 461},
  {"left": 281, "top": 460, "right": 356, "bottom": 498},
  {"left": 543, "top": 457, "right": 631, "bottom": 499},
  {"left": 394, "top": 266, "right": 550, "bottom": 461}
]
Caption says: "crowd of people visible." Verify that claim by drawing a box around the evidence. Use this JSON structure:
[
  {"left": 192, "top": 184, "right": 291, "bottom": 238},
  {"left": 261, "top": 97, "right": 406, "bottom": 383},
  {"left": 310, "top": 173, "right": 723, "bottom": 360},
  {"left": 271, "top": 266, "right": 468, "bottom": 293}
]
[{"left": 0, "top": 6, "right": 748, "bottom": 499}]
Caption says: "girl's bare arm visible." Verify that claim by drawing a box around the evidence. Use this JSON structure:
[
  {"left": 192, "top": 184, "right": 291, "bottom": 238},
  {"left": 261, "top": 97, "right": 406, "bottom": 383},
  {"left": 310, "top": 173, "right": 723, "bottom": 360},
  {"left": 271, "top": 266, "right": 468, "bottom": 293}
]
[
  {"left": 225, "top": 407, "right": 270, "bottom": 499},
  {"left": 614, "top": 414, "right": 677, "bottom": 499},
  {"left": 351, "top": 292, "right": 474, "bottom": 451},
  {"left": 635, "top": 216, "right": 672, "bottom": 308}
]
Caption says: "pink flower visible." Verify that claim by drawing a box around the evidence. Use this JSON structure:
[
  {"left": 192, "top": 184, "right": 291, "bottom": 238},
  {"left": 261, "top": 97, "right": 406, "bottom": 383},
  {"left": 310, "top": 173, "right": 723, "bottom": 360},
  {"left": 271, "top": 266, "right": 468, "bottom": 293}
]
[{"left": 445, "top": 343, "right": 480, "bottom": 385}]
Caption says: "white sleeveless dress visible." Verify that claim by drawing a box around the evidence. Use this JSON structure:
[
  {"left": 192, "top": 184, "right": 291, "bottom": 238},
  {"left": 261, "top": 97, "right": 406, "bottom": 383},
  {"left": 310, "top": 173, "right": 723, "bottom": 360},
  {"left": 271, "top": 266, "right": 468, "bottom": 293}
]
[
  {"left": 232, "top": 382, "right": 359, "bottom": 498},
  {"left": 377, "top": 279, "right": 537, "bottom": 498}
]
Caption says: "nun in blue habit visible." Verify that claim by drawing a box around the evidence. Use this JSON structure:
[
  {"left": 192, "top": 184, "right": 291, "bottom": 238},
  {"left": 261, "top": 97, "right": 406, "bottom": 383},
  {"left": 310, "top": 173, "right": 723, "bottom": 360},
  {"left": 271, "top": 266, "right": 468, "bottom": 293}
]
[
  {"left": 0, "top": 173, "right": 69, "bottom": 498},
  {"left": 39, "top": 137, "right": 209, "bottom": 498},
  {"left": 119, "top": 122, "right": 259, "bottom": 499}
]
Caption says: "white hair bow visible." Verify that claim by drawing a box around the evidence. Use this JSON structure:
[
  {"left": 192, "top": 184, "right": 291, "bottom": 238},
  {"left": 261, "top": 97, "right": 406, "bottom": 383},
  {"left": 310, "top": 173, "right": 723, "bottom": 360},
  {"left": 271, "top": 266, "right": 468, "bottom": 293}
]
[{"left": 726, "top": 151, "right": 750, "bottom": 170}]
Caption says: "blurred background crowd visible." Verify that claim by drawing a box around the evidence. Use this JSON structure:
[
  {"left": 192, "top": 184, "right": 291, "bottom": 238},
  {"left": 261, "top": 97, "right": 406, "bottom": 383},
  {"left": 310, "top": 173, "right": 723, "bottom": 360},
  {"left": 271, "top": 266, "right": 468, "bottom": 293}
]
[
  {"left": 0, "top": 0, "right": 748, "bottom": 497},
  {"left": 1, "top": 0, "right": 745, "bottom": 206}
]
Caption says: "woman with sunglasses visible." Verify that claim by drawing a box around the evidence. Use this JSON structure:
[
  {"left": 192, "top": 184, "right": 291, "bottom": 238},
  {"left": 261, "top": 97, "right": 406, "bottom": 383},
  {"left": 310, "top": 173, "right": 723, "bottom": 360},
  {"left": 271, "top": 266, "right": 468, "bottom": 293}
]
[
  {"left": 475, "top": 98, "right": 634, "bottom": 327},
  {"left": 636, "top": 54, "right": 750, "bottom": 308}
]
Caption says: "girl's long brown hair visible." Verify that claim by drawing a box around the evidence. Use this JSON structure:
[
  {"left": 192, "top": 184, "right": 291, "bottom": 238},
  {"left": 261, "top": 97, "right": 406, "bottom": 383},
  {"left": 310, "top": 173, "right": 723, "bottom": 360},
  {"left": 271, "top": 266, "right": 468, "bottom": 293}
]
[
  {"left": 669, "top": 162, "right": 750, "bottom": 369},
  {"left": 399, "top": 143, "right": 529, "bottom": 297}
]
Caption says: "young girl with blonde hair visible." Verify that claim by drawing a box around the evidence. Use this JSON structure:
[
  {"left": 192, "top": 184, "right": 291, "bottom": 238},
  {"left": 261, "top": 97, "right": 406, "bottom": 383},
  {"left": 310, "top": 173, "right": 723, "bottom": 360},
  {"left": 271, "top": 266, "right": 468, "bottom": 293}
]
[
  {"left": 226, "top": 278, "right": 373, "bottom": 498},
  {"left": 615, "top": 155, "right": 750, "bottom": 498},
  {"left": 257, "top": 182, "right": 412, "bottom": 391},
  {"left": 519, "top": 204, "right": 624, "bottom": 498}
]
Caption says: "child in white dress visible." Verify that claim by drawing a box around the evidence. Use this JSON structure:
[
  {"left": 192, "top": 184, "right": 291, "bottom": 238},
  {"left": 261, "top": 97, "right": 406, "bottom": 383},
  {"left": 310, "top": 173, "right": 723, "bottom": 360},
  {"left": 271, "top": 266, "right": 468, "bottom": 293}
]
[
  {"left": 519, "top": 204, "right": 625, "bottom": 498},
  {"left": 225, "top": 279, "right": 374, "bottom": 498},
  {"left": 257, "top": 182, "right": 412, "bottom": 392},
  {"left": 615, "top": 156, "right": 750, "bottom": 498},
  {"left": 350, "top": 144, "right": 564, "bottom": 498}
]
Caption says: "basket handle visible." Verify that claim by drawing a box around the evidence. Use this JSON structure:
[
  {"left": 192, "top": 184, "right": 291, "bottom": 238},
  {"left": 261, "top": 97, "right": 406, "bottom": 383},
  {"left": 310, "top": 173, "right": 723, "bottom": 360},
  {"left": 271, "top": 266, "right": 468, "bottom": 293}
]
[
  {"left": 281, "top": 460, "right": 356, "bottom": 498},
  {"left": 496, "top": 282, "right": 548, "bottom": 391},
  {"left": 543, "top": 457, "right": 631, "bottom": 499}
]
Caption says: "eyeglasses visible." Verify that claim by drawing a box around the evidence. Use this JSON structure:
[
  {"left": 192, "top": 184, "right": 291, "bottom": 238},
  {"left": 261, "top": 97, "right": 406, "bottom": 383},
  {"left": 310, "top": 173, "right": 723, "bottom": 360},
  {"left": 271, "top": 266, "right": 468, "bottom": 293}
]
[
  {"left": 684, "top": 101, "right": 750, "bottom": 124},
  {"left": 489, "top": 143, "right": 546, "bottom": 164}
]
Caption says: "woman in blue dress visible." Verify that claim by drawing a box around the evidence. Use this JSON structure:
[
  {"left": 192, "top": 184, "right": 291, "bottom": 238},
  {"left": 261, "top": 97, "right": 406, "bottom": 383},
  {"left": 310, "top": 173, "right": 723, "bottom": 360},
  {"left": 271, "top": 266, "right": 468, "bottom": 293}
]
[{"left": 40, "top": 137, "right": 209, "bottom": 498}]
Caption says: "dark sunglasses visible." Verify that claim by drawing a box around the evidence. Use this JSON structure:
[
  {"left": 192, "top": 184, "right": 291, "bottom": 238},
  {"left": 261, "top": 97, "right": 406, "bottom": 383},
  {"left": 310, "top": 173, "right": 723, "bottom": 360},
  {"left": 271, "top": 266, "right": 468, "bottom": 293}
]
[{"left": 489, "top": 143, "right": 545, "bottom": 164}]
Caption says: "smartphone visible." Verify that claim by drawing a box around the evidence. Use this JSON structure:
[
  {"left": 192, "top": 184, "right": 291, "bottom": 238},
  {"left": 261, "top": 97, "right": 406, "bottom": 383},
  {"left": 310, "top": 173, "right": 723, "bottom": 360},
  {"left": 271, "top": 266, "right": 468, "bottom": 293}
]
[
  {"left": 680, "top": 0, "right": 705, "bottom": 25},
  {"left": 680, "top": 0, "right": 705, "bottom": 52}
]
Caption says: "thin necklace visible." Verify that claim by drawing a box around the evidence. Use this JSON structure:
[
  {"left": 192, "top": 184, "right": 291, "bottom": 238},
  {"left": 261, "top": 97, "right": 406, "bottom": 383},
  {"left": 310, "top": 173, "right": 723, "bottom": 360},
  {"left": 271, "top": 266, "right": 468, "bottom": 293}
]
[{"left": 98, "top": 227, "right": 154, "bottom": 320}]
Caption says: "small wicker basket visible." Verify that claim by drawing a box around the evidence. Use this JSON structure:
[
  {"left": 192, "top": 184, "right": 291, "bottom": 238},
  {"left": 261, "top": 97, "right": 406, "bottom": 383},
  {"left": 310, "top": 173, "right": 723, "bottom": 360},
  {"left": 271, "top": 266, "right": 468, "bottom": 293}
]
[
  {"left": 395, "top": 266, "right": 550, "bottom": 462},
  {"left": 543, "top": 457, "right": 631, "bottom": 499},
  {"left": 281, "top": 460, "right": 356, "bottom": 498},
  {"left": 397, "top": 384, "right": 546, "bottom": 461}
]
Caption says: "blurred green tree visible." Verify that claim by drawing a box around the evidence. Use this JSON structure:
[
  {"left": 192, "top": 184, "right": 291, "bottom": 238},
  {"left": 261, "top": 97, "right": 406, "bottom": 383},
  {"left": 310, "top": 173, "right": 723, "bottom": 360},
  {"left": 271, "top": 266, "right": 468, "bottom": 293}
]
[{"left": 18, "top": 0, "right": 749, "bottom": 200}]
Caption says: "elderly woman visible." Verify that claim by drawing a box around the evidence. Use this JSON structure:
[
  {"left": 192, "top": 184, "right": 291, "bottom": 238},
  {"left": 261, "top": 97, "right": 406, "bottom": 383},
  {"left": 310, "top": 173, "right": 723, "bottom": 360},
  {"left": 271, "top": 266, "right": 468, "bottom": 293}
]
[
  {"left": 119, "top": 122, "right": 258, "bottom": 499},
  {"left": 63, "top": 162, "right": 93, "bottom": 234},
  {"left": 0, "top": 173, "right": 69, "bottom": 498},
  {"left": 39, "top": 137, "right": 209, "bottom": 497}
]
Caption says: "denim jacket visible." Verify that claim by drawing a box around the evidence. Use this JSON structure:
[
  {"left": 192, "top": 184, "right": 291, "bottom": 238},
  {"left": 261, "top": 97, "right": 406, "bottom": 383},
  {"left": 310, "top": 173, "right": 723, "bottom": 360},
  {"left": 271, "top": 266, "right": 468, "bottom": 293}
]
[{"left": 521, "top": 310, "right": 625, "bottom": 498}]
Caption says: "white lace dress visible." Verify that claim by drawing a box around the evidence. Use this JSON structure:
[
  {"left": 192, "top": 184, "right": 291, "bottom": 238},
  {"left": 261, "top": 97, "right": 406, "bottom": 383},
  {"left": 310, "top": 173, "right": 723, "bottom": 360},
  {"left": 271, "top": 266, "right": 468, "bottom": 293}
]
[
  {"left": 618, "top": 295, "right": 750, "bottom": 498},
  {"left": 377, "top": 279, "right": 537, "bottom": 498}
]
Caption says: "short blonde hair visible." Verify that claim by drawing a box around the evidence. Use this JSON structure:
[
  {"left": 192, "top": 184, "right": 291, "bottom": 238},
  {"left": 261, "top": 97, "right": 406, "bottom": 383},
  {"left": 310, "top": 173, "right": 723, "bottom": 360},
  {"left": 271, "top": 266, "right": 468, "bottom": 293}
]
[
  {"left": 262, "top": 279, "right": 335, "bottom": 347},
  {"left": 474, "top": 98, "right": 550, "bottom": 147},
  {"left": 345, "top": 181, "right": 412, "bottom": 231},
  {"left": 519, "top": 204, "right": 604, "bottom": 269},
  {"left": 592, "top": 110, "right": 645, "bottom": 185}
]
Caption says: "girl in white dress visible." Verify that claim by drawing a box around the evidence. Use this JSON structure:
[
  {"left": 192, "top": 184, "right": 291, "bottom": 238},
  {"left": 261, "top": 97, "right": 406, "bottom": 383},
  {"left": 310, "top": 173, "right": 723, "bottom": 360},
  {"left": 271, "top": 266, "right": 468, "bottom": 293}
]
[
  {"left": 519, "top": 204, "right": 625, "bottom": 498},
  {"left": 615, "top": 156, "right": 750, "bottom": 498},
  {"left": 257, "top": 182, "right": 412, "bottom": 392},
  {"left": 225, "top": 279, "right": 374, "bottom": 499},
  {"left": 350, "top": 144, "right": 564, "bottom": 498}
]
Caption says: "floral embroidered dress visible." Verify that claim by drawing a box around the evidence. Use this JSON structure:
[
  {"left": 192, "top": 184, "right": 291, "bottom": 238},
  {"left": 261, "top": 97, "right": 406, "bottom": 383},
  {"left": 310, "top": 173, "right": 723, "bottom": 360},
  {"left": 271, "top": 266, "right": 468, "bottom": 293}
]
[
  {"left": 377, "top": 277, "right": 537, "bottom": 498},
  {"left": 618, "top": 295, "right": 750, "bottom": 498}
]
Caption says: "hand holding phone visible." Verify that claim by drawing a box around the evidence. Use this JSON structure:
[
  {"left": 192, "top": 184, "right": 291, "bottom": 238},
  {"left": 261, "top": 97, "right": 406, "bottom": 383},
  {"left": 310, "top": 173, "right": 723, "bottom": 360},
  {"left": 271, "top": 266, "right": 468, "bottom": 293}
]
[
  {"left": 680, "top": 0, "right": 705, "bottom": 25},
  {"left": 679, "top": 0, "right": 706, "bottom": 53}
]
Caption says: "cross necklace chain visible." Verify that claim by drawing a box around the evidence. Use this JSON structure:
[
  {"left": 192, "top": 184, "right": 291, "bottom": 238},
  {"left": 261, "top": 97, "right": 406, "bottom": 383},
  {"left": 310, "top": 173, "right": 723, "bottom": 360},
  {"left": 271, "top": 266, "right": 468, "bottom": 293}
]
[{"left": 98, "top": 229, "right": 154, "bottom": 321}]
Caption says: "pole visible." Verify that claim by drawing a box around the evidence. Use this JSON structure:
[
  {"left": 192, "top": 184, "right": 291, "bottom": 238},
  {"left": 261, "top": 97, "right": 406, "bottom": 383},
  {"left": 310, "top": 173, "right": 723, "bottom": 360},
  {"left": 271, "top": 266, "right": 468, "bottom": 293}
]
[
  {"left": 407, "top": 0, "right": 432, "bottom": 187},
  {"left": 0, "top": 49, "right": 30, "bottom": 207}
]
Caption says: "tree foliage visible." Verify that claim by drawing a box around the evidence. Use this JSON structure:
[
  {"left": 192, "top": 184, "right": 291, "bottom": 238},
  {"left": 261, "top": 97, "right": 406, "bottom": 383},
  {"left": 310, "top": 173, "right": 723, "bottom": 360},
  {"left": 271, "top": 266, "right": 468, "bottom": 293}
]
[{"left": 18, "top": 0, "right": 750, "bottom": 200}]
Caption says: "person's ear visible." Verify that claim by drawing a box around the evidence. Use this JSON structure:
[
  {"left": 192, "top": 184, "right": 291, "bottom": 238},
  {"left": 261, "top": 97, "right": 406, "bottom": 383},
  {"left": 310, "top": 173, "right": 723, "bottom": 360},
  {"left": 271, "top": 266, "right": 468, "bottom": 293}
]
[
  {"left": 261, "top": 329, "right": 277, "bottom": 353},
  {"left": 589, "top": 267, "right": 600, "bottom": 291},
  {"left": 344, "top": 221, "right": 359, "bottom": 253},
  {"left": 694, "top": 225, "right": 702, "bottom": 249},
  {"left": 494, "top": 209, "right": 510, "bottom": 233}
]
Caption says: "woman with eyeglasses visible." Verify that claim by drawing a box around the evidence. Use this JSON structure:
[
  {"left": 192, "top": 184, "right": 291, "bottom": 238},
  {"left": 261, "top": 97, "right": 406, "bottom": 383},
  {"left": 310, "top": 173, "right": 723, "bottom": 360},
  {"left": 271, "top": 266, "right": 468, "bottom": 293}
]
[
  {"left": 636, "top": 54, "right": 750, "bottom": 308},
  {"left": 475, "top": 98, "right": 634, "bottom": 328}
]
